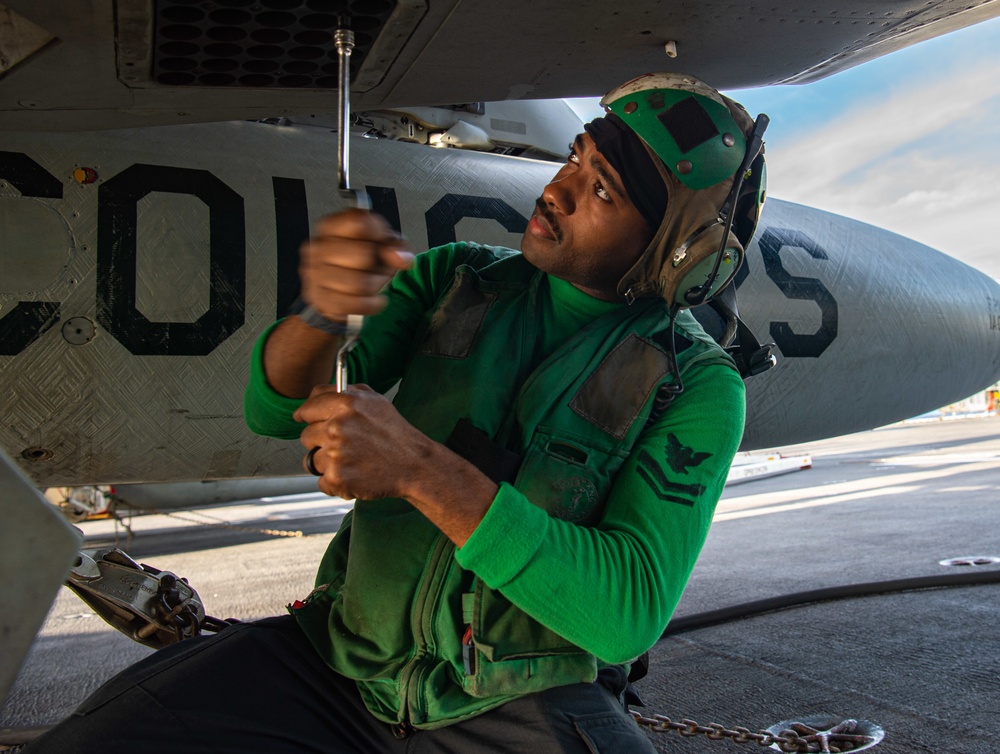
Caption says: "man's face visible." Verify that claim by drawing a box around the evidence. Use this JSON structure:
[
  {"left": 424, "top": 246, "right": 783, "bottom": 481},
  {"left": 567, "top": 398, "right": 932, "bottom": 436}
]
[{"left": 521, "top": 132, "right": 654, "bottom": 301}]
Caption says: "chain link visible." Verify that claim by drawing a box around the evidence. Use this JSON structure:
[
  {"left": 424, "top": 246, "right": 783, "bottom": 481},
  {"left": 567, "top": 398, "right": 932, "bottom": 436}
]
[
  {"left": 630, "top": 712, "right": 877, "bottom": 752},
  {"left": 154, "top": 508, "right": 307, "bottom": 538}
]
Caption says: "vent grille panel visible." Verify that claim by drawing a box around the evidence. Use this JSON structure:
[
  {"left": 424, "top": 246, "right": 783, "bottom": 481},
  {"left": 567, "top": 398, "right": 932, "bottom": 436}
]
[{"left": 151, "top": 0, "right": 395, "bottom": 87}]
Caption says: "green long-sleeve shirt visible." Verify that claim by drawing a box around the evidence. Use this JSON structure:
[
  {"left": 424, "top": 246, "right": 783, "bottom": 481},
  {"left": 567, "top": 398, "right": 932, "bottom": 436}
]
[{"left": 244, "top": 242, "right": 745, "bottom": 725}]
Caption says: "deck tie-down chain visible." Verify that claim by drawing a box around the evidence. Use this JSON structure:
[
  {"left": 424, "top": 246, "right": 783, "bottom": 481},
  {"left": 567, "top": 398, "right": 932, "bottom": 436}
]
[
  {"left": 102, "top": 494, "right": 310, "bottom": 546},
  {"left": 631, "top": 713, "right": 878, "bottom": 752},
  {"left": 147, "top": 505, "right": 307, "bottom": 538}
]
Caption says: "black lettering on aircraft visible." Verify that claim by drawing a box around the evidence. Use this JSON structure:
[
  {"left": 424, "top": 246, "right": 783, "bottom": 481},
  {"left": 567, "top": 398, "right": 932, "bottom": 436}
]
[
  {"left": 97, "top": 164, "right": 246, "bottom": 356},
  {"left": 758, "top": 228, "right": 838, "bottom": 358},
  {"left": 0, "top": 151, "right": 62, "bottom": 198},
  {"left": 1, "top": 153, "right": 583, "bottom": 359},
  {"left": 273, "top": 176, "right": 308, "bottom": 317},
  {"left": 733, "top": 249, "right": 751, "bottom": 290},
  {"left": 270, "top": 182, "right": 402, "bottom": 319},
  {"left": 425, "top": 195, "right": 528, "bottom": 248},
  {"left": 367, "top": 186, "right": 402, "bottom": 234},
  {"left": 0, "top": 302, "right": 62, "bottom": 357},
  {"left": 0, "top": 152, "right": 62, "bottom": 355},
  {"left": 987, "top": 296, "right": 1000, "bottom": 332}
]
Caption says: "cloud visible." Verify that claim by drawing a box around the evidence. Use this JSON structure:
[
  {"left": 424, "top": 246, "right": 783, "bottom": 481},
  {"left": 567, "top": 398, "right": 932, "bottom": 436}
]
[{"left": 764, "top": 58, "right": 1000, "bottom": 277}]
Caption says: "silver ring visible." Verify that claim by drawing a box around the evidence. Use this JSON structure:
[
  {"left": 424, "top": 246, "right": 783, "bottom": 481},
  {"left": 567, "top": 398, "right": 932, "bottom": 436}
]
[{"left": 305, "top": 446, "right": 323, "bottom": 476}]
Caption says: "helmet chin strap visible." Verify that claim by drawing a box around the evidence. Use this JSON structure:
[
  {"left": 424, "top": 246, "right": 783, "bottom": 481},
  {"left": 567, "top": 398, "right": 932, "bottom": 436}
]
[{"left": 619, "top": 141, "right": 684, "bottom": 304}]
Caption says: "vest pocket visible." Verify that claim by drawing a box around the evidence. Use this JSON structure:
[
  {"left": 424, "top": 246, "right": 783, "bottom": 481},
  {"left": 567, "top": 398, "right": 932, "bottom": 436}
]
[
  {"left": 460, "top": 582, "right": 597, "bottom": 698},
  {"left": 514, "top": 429, "right": 627, "bottom": 526},
  {"left": 456, "top": 431, "right": 628, "bottom": 697}
]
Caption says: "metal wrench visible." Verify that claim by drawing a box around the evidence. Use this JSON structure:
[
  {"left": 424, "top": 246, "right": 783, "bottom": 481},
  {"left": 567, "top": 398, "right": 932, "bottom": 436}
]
[{"left": 333, "top": 23, "right": 369, "bottom": 392}]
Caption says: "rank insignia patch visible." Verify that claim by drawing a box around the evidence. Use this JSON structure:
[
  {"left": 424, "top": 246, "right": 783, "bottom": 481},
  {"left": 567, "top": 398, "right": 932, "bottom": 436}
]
[
  {"left": 665, "top": 433, "right": 711, "bottom": 474},
  {"left": 636, "top": 434, "right": 711, "bottom": 506}
]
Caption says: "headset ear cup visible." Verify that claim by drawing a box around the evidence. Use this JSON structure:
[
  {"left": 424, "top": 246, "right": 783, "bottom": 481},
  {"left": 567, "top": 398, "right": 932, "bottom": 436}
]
[
  {"left": 659, "top": 224, "right": 744, "bottom": 308},
  {"left": 680, "top": 246, "right": 741, "bottom": 306}
]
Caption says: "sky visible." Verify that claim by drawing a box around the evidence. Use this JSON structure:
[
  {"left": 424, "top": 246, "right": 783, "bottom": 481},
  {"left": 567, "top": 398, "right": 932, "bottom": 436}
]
[{"left": 569, "top": 15, "right": 1000, "bottom": 281}]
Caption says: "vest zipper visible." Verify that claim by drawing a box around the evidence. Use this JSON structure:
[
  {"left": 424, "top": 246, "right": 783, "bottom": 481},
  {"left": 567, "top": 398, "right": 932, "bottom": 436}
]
[{"left": 401, "top": 533, "right": 454, "bottom": 726}]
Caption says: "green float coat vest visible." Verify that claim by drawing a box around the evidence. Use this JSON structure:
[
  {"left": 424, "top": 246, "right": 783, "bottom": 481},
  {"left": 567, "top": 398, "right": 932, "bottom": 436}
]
[{"left": 289, "top": 245, "right": 737, "bottom": 728}]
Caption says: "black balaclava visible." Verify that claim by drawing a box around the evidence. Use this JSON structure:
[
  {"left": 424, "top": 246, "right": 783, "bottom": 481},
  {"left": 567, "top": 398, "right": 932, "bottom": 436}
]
[{"left": 584, "top": 113, "right": 668, "bottom": 233}]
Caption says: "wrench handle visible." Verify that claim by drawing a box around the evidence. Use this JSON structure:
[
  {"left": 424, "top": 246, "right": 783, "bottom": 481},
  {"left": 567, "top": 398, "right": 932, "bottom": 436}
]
[
  {"left": 335, "top": 314, "right": 364, "bottom": 392},
  {"left": 333, "top": 25, "right": 368, "bottom": 391}
]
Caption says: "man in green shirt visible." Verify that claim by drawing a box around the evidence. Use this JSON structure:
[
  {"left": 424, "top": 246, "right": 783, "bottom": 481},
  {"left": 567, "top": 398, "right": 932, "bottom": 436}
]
[{"left": 29, "top": 73, "right": 764, "bottom": 753}]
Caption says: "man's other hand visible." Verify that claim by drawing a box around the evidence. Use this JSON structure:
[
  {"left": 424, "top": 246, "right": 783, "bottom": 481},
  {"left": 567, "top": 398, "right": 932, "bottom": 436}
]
[
  {"left": 300, "top": 209, "right": 413, "bottom": 321},
  {"left": 295, "top": 383, "right": 425, "bottom": 502},
  {"left": 294, "top": 384, "right": 498, "bottom": 547}
]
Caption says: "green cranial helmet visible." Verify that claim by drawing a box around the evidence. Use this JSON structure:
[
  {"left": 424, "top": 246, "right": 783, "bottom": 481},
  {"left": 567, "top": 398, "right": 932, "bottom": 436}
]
[
  {"left": 604, "top": 73, "right": 767, "bottom": 307},
  {"left": 601, "top": 73, "right": 748, "bottom": 191}
]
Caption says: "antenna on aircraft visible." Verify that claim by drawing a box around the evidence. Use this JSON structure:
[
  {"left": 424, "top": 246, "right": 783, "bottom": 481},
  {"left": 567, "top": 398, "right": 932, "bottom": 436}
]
[{"left": 334, "top": 17, "right": 369, "bottom": 392}]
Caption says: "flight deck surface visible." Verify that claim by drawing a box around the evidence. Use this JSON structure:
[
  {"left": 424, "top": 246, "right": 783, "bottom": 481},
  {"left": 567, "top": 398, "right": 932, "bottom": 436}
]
[
  {"left": 641, "top": 415, "right": 1000, "bottom": 753},
  {"left": 3, "top": 416, "right": 999, "bottom": 752}
]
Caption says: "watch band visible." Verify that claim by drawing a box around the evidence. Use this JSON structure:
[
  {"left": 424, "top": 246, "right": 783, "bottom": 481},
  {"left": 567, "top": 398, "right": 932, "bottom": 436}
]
[{"left": 287, "top": 297, "right": 350, "bottom": 337}]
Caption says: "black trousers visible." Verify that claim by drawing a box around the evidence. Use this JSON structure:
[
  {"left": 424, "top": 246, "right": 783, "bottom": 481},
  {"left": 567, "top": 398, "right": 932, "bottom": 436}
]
[{"left": 26, "top": 616, "right": 656, "bottom": 753}]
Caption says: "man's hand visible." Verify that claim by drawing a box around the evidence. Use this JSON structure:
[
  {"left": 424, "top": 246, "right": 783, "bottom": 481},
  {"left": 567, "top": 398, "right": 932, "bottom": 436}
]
[
  {"left": 262, "top": 209, "right": 412, "bottom": 399},
  {"left": 295, "top": 384, "right": 427, "bottom": 502},
  {"left": 294, "top": 384, "right": 499, "bottom": 547},
  {"left": 300, "top": 208, "right": 413, "bottom": 321}
]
